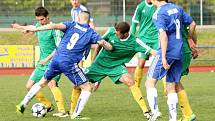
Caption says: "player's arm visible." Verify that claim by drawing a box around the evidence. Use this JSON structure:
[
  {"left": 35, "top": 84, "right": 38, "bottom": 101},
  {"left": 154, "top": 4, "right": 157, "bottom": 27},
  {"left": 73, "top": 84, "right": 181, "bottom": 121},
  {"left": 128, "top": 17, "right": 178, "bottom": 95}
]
[
  {"left": 39, "top": 50, "right": 56, "bottom": 65},
  {"left": 160, "top": 31, "right": 170, "bottom": 70},
  {"left": 135, "top": 38, "right": 156, "bottom": 56},
  {"left": 97, "top": 40, "right": 113, "bottom": 51},
  {"left": 11, "top": 23, "right": 35, "bottom": 34},
  {"left": 131, "top": 4, "right": 141, "bottom": 34},
  {"left": 27, "top": 23, "right": 66, "bottom": 32},
  {"left": 92, "top": 44, "right": 102, "bottom": 61}
]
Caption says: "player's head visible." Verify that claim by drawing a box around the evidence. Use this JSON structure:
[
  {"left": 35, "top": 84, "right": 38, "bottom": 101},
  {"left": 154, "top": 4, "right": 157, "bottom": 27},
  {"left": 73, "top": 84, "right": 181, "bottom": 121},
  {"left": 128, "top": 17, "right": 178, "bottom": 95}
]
[
  {"left": 35, "top": 7, "right": 49, "bottom": 25},
  {"left": 151, "top": 0, "right": 167, "bottom": 7},
  {"left": 115, "top": 22, "right": 130, "bottom": 39},
  {"left": 71, "top": 0, "right": 80, "bottom": 8},
  {"left": 78, "top": 11, "right": 90, "bottom": 24}
]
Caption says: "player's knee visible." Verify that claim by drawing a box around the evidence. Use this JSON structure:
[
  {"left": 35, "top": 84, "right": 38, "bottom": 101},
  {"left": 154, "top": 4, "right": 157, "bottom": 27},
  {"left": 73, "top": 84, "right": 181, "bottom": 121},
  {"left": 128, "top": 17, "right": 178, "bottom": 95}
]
[
  {"left": 125, "top": 80, "right": 134, "bottom": 87},
  {"left": 145, "top": 77, "right": 156, "bottom": 89},
  {"left": 47, "top": 80, "right": 57, "bottom": 89},
  {"left": 175, "top": 82, "right": 184, "bottom": 92},
  {"left": 137, "top": 59, "right": 146, "bottom": 67},
  {"left": 26, "top": 85, "right": 31, "bottom": 91},
  {"left": 80, "top": 82, "right": 93, "bottom": 92}
]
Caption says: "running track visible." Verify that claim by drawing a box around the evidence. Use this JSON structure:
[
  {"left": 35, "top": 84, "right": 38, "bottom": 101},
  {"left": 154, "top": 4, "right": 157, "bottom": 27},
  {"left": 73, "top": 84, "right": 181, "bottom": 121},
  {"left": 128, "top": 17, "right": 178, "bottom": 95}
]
[{"left": 0, "top": 66, "right": 215, "bottom": 75}]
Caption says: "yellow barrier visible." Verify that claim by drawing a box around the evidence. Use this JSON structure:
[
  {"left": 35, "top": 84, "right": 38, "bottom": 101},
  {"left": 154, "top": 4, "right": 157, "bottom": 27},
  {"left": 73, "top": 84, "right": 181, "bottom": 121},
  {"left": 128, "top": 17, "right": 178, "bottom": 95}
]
[{"left": 0, "top": 45, "right": 34, "bottom": 68}]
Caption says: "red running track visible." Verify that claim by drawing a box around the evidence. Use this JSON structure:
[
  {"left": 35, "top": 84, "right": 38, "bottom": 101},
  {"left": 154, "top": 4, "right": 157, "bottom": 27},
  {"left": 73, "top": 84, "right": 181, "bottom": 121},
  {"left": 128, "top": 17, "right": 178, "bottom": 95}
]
[{"left": 0, "top": 66, "right": 215, "bottom": 75}]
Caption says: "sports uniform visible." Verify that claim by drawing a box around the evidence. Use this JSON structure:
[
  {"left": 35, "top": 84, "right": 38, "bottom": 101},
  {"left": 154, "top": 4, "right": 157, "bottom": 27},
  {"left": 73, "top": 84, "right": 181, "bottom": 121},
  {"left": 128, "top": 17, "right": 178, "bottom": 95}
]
[
  {"left": 86, "top": 27, "right": 152, "bottom": 84},
  {"left": 29, "top": 23, "right": 62, "bottom": 83},
  {"left": 148, "top": 3, "right": 193, "bottom": 83},
  {"left": 44, "top": 22, "right": 101, "bottom": 86},
  {"left": 131, "top": 0, "right": 158, "bottom": 59}
]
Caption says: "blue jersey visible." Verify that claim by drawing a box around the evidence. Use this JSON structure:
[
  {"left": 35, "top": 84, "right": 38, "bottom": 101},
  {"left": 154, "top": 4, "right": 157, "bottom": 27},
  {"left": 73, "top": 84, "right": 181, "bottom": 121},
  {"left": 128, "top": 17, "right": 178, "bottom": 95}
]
[
  {"left": 53, "top": 22, "right": 101, "bottom": 63},
  {"left": 153, "top": 3, "right": 193, "bottom": 59}
]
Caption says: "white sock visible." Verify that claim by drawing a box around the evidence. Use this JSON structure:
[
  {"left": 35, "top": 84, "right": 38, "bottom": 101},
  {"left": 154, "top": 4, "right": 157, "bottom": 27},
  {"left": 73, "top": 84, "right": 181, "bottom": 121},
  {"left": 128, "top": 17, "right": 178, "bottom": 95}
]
[
  {"left": 167, "top": 93, "right": 178, "bottom": 121},
  {"left": 147, "top": 88, "right": 159, "bottom": 114},
  {"left": 21, "top": 83, "right": 42, "bottom": 107},
  {"left": 73, "top": 90, "right": 91, "bottom": 115}
]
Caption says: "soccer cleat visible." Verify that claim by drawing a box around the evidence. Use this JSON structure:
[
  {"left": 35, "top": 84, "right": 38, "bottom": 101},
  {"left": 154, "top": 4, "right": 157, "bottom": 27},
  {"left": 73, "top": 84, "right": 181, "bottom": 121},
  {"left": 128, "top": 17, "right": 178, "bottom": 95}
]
[
  {"left": 53, "top": 112, "right": 69, "bottom": 117},
  {"left": 71, "top": 114, "right": 91, "bottom": 120},
  {"left": 178, "top": 114, "right": 196, "bottom": 121},
  {"left": 148, "top": 111, "right": 162, "bottom": 121},
  {"left": 16, "top": 104, "right": 25, "bottom": 114},
  {"left": 46, "top": 104, "right": 55, "bottom": 112},
  {"left": 144, "top": 111, "right": 152, "bottom": 119}
]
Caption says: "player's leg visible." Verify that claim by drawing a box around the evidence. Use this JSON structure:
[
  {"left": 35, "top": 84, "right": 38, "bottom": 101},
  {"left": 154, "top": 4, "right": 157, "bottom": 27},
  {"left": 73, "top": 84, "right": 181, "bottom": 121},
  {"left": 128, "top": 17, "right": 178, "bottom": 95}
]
[
  {"left": 62, "top": 63, "right": 93, "bottom": 119},
  {"left": 134, "top": 53, "right": 146, "bottom": 88},
  {"left": 166, "top": 59, "right": 183, "bottom": 121},
  {"left": 16, "top": 77, "right": 50, "bottom": 114},
  {"left": 26, "top": 69, "right": 53, "bottom": 110},
  {"left": 70, "top": 86, "right": 81, "bottom": 115},
  {"left": 176, "top": 83, "right": 196, "bottom": 121},
  {"left": 16, "top": 60, "right": 61, "bottom": 114},
  {"left": 48, "top": 77, "right": 67, "bottom": 117},
  {"left": 119, "top": 72, "right": 151, "bottom": 119},
  {"left": 177, "top": 53, "right": 196, "bottom": 121}
]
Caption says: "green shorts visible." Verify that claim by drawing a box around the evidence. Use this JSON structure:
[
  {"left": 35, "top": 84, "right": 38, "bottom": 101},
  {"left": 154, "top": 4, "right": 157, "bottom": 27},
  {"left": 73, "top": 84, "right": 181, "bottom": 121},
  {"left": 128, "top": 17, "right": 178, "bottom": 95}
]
[
  {"left": 85, "top": 63, "right": 128, "bottom": 84},
  {"left": 29, "top": 66, "right": 61, "bottom": 83},
  {"left": 181, "top": 52, "right": 192, "bottom": 76},
  {"left": 138, "top": 38, "right": 159, "bottom": 60}
]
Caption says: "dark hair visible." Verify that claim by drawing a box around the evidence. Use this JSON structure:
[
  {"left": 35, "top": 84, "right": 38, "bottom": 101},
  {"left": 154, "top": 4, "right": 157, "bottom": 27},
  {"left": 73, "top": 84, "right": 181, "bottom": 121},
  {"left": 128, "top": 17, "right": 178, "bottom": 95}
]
[
  {"left": 115, "top": 22, "right": 130, "bottom": 35},
  {"left": 35, "top": 7, "right": 49, "bottom": 17}
]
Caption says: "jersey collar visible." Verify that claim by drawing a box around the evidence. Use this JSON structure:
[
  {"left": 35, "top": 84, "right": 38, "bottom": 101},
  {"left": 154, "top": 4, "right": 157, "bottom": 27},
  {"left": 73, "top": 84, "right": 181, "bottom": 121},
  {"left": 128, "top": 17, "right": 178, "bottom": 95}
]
[
  {"left": 145, "top": 0, "right": 153, "bottom": 7},
  {"left": 120, "top": 33, "right": 130, "bottom": 41}
]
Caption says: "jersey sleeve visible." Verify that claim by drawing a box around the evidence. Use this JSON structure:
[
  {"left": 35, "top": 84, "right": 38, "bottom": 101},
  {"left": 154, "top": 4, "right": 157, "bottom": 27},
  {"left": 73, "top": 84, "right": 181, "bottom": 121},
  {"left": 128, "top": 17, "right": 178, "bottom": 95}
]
[
  {"left": 135, "top": 38, "right": 152, "bottom": 54},
  {"left": 102, "top": 27, "right": 113, "bottom": 41},
  {"left": 132, "top": 3, "right": 142, "bottom": 24},
  {"left": 90, "top": 30, "right": 102, "bottom": 44},
  {"left": 62, "top": 22, "right": 76, "bottom": 32},
  {"left": 181, "top": 9, "right": 193, "bottom": 25},
  {"left": 153, "top": 10, "right": 167, "bottom": 33}
]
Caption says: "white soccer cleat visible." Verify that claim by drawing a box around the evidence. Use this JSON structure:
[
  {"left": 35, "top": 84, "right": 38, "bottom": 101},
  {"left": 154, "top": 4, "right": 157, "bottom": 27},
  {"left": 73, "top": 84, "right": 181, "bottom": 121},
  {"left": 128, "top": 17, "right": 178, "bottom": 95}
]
[{"left": 148, "top": 111, "right": 162, "bottom": 121}]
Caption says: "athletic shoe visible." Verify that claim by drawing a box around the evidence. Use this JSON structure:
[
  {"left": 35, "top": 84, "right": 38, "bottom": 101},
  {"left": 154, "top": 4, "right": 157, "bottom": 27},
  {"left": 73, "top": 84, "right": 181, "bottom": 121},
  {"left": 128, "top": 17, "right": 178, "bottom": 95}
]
[
  {"left": 144, "top": 111, "right": 152, "bottom": 119},
  {"left": 47, "top": 104, "right": 55, "bottom": 112},
  {"left": 178, "top": 114, "right": 196, "bottom": 121},
  {"left": 148, "top": 111, "right": 162, "bottom": 121},
  {"left": 16, "top": 104, "right": 25, "bottom": 114},
  {"left": 71, "top": 113, "right": 91, "bottom": 120},
  {"left": 53, "top": 112, "right": 68, "bottom": 117}
]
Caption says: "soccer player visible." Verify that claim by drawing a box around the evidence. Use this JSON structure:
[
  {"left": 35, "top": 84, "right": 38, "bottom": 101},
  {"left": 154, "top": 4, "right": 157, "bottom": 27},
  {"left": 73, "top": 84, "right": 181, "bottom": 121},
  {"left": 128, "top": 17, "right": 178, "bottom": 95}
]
[
  {"left": 11, "top": 7, "right": 67, "bottom": 117},
  {"left": 15, "top": 11, "right": 113, "bottom": 119},
  {"left": 84, "top": 22, "right": 156, "bottom": 119},
  {"left": 176, "top": 26, "right": 198, "bottom": 121},
  {"left": 145, "top": 0, "right": 196, "bottom": 121},
  {"left": 70, "top": 0, "right": 94, "bottom": 29},
  {"left": 131, "top": 0, "right": 159, "bottom": 90}
]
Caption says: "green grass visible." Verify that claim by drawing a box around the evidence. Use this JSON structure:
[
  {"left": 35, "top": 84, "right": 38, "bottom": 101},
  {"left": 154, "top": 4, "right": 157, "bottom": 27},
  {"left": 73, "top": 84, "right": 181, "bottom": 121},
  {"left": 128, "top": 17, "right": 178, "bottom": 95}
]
[{"left": 0, "top": 72, "right": 215, "bottom": 121}]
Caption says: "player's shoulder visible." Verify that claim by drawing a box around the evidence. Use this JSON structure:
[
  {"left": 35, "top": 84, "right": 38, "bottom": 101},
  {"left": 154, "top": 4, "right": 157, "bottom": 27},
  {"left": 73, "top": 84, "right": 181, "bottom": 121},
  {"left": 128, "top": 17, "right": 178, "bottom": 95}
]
[{"left": 79, "top": 4, "right": 88, "bottom": 11}]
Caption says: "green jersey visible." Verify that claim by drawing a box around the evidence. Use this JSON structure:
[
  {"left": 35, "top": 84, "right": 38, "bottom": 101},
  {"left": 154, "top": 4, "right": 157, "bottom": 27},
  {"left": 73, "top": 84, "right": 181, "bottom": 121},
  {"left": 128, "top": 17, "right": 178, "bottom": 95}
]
[
  {"left": 94, "top": 27, "right": 152, "bottom": 67},
  {"left": 132, "top": 0, "right": 158, "bottom": 42},
  {"left": 35, "top": 23, "right": 62, "bottom": 69},
  {"left": 182, "top": 25, "right": 192, "bottom": 54}
]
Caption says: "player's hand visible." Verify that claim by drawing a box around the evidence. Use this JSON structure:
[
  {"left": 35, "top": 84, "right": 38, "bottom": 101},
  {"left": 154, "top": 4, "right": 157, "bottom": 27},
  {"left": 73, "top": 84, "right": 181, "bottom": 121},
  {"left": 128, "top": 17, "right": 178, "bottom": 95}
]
[
  {"left": 192, "top": 47, "right": 199, "bottom": 59},
  {"left": 188, "top": 38, "right": 196, "bottom": 50},
  {"left": 11, "top": 23, "right": 20, "bottom": 29},
  {"left": 39, "top": 59, "right": 47, "bottom": 66},
  {"left": 162, "top": 58, "right": 170, "bottom": 70}
]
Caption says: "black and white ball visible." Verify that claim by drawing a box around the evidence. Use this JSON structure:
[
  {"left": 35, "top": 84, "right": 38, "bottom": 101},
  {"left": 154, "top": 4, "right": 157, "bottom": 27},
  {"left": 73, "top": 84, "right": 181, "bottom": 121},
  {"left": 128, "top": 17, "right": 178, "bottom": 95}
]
[{"left": 31, "top": 103, "right": 47, "bottom": 117}]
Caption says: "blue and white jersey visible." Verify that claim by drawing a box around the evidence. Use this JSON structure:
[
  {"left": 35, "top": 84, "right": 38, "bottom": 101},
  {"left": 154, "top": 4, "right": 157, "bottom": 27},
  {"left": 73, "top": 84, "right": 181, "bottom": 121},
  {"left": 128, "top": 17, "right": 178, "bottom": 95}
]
[
  {"left": 153, "top": 3, "right": 193, "bottom": 59},
  {"left": 54, "top": 22, "right": 101, "bottom": 63},
  {"left": 71, "top": 4, "right": 93, "bottom": 22}
]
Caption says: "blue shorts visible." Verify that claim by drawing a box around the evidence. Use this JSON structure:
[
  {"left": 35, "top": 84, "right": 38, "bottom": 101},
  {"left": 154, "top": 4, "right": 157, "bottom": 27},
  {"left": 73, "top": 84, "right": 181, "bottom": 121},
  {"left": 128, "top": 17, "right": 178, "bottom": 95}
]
[
  {"left": 147, "top": 55, "right": 182, "bottom": 83},
  {"left": 44, "top": 59, "right": 88, "bottom": 86}
]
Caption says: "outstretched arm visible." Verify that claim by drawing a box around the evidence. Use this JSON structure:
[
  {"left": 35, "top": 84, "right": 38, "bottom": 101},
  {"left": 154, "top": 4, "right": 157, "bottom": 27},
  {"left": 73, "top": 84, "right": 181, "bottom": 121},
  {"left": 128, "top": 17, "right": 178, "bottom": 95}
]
[{"left": 26, "top": 23, "right": 66, "bottom": 32}]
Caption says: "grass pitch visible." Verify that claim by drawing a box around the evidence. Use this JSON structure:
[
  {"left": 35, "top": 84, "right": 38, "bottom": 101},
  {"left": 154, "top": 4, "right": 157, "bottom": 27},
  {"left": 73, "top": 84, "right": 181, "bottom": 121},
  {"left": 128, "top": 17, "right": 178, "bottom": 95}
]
[{"left": 0, "top": 72, "right": 215, "bottom": 121}]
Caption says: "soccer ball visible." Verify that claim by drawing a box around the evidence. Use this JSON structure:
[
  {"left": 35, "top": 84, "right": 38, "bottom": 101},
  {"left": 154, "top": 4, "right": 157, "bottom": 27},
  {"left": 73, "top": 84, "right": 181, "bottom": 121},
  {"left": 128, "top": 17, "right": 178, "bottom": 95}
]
[{"left": 31, "top": 103, "right": 47, "bottom": 117}]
